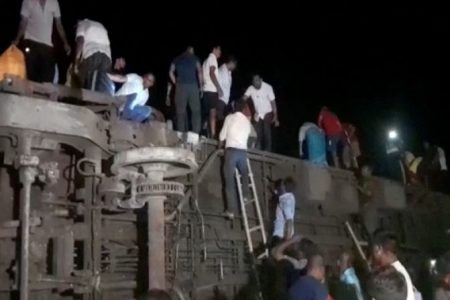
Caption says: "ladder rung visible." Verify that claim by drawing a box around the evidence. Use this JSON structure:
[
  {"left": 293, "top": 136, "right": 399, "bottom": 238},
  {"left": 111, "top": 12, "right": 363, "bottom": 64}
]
[
  {"left": 257, "top": 251, "right": 269, "bottom": 260},
  {"left": 249, "top": 226, "right": 261, "bottom": 233},
  {"left": 358, "top": 241, "right": 369, "bottom": 246},
  {"left": 244, "top": 199, "right": 255, "bottom": 205}
]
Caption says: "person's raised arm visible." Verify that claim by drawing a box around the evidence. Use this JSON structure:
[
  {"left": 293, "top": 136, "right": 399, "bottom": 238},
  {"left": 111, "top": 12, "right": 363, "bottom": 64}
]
[
  {"left": 271, "top": 235, "right": 302, "bottom": 261},
  {"left": 108, "top": 73, "right": 128, "bottom": 83}
]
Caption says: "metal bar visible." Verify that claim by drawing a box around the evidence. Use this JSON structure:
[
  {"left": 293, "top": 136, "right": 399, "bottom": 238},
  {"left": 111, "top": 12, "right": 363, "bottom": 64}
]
[
  {"left": 19, "top": 167, "right": 32, "bottom": 300},
  {"left": 147, "top": 196, "right": 166, "bottom": 290},
  {"left": 236, "top": 169, "right": 252, "bottom": 251},
  {"left": 84, "top": 147, "right": 102, "bottom": 300},
  {"left": 18, "top": 135, "right": 34, "bottom": 300},
  {"left": 344, "top": 221, "right": 369, "bottom": 265}
]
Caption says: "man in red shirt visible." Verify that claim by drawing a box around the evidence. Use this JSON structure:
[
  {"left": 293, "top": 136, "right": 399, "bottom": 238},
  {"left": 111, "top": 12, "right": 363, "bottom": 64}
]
[{"left": 318, "top": 107, "right": 343, "bottom": 168}]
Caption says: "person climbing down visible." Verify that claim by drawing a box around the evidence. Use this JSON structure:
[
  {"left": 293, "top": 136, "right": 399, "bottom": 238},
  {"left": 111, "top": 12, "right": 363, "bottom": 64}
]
[
  {"left": 298, "top": 122, "right": 327, "bottom": 166},
  {"left": 318, "top": 107, "right": 343, "bottom": 168},
  {"left": 355, "top": 164, "right": 377, "bottom": 238},
  {"left": 271, "top": 177, "right": 297, "bottom": 247}
]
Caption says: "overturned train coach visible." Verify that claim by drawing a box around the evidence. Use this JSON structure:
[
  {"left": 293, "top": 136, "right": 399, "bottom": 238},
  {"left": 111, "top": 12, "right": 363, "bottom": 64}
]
[{"left": 0, "top": 76, "right": 449, "bottom": 300}]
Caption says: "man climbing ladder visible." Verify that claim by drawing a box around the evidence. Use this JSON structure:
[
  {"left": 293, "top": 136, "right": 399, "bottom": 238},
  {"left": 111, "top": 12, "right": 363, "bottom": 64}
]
[
  {"left": 220, "top": 99, "right": 268, "bottom": 300},
  {"left": 219, "top": 100, "right": 252, "bottom": 219}
]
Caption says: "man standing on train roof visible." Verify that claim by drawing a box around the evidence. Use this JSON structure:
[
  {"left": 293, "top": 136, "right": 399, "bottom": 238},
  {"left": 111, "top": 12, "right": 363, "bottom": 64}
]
[
  {"left": 243, "top": 74, "right": 279, "bottom": 152},
  {"left": 13, "top": 0, "right": 71, "bottom": 83}
]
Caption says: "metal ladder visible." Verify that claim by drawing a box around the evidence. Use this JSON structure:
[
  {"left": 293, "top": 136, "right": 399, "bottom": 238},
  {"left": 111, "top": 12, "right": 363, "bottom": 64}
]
[
  {"left": 235, "top": 159, "right": 268, "bottom": 300},
  {"left": 344, "top": 221, "right": 370, "bottom": 268},
  {"left": 235, "top": 159, "right": 269, "bottom": 259}
]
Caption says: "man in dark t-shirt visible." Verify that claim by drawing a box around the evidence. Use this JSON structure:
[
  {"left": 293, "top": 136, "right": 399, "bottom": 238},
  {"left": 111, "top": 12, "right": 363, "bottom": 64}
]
[
  {"left": 288, "top": 253, "right": 328, "bottom": 300},
  {"left": 168, "top": 46, "right": 203, "bottom": 134}
]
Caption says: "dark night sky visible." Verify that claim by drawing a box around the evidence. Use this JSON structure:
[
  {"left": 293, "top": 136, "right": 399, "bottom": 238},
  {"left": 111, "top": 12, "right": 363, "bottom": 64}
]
[{"left": 1, "top": 1, "right": 449, "bottom": 161}]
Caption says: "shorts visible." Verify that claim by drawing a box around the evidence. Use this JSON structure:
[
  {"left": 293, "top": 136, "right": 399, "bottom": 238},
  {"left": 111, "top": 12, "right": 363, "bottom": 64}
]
[
  {"left": 327, "top": 135, "right": 342, "bottom": 154},
  {"left": 203, "top": 91, "right": 219, "bottom": 112}
]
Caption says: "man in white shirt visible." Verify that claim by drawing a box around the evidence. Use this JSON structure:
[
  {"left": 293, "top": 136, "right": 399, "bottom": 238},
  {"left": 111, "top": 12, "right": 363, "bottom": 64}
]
[
  {"left": 75, "top": 19, "right": 112, "bottom": 93},
  {"left": 368, "top": 266, "right": 408, "bottom": 300},
  {"left": 219, "top": 100, "right": 251, "bottom": 219},
  {"left": 202, "top": 45, "right": 223, "bottom": 138},
  {"left": 109, "top": 73, "right": 158, "bottom": 123},
  {"left": 272, "top": 177, "right": 296, "bottom": 245},
  {"left": 13, "top": 0, "right": 70, "bottom": 83},
  {"left": 243, "top": 74, "right": 279, "bottom": 152},
  {"left": 217, "top": 56, "right": 238, "bottom": 124},
  {"left": 371, "top": 232, "right": 418, "bottom": 300}
]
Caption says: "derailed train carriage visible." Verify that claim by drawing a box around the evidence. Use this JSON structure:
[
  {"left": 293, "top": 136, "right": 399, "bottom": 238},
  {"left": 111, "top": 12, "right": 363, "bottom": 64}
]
[{"left": 0, "top": 76, "right": 449, "bottom": 300}]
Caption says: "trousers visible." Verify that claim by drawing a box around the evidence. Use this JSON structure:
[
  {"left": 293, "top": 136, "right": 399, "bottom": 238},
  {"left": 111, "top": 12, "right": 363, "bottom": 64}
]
[
  {"left": 23, "top": 39, "right": 55, "bottom": 83},
  {"left": 255, "top": 113, "right": 273, "bottom": 152},
  {"left": 121, "top": 94, "right": 152, "bottom": 123},
  {"left": 78, "top": 52, "right": 112, "bottom": 92},
  {"left": 175, "top": 83, "right": 201, "bottom": 133},
  {"left": 224, "top": 148, "right": 250, "bottom": 214}
]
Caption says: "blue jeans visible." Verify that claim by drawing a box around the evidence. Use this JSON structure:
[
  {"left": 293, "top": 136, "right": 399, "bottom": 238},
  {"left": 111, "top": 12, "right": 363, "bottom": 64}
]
[
  {"left": 121, "top": 94, "right": 152, "bottom": 122},
  {"left": 224, "top": 148, "right": 250, "bottom": 214}
]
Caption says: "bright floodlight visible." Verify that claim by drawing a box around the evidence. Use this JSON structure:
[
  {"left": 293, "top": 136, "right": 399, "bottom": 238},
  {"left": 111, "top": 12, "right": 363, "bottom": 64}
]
[{"left": 388, "top": 130, "right": 398, "bottom": 140}]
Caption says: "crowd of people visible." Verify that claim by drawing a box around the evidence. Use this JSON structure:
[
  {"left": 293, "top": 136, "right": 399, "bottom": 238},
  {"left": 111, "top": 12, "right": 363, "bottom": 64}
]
[
  {"left": 7, "top": 2, "right": 450, "bottom": 300},
  {"left": 266, "top": 229, "right": 450, "bottom": 300},
  {"left": 11, "top": 0, "right": 282, "bottom": 151},
  {"left": 10, "top": 0, "right": 449, "bottom": 181}
]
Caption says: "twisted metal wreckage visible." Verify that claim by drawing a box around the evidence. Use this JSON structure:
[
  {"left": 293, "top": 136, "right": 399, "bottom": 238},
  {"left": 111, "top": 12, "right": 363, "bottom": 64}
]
[{"left": 0, "top": 75, "right": 449, "bottom": 300}]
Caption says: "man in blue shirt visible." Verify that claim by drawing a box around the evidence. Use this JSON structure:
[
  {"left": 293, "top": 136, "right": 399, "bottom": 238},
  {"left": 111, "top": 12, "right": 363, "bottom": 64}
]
[
  {"left": 288, "top": 253, "right": 328, "bottom": 300},
  {"left": 168, "top": 46, "right": 203, "bottom": 134},
  {"left": 336, "top": 251, "right": 364, "bottom": 300}
]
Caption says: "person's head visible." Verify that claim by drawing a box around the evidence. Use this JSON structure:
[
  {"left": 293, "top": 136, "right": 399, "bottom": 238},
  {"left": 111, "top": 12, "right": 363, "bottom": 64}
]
[
  {"left": 282, "top": 177, "right": 296, "bottom": 194},
  {"left": 140, "top": 289, "right": 172, "bottom": 300},
  {"left": 368, "top": 266, "right": 407, "bottom": 300},
  {"left": 296, "top": 238, "right": 318, "bottom": 260},
  {"left": 114, "top": 57, "right": 126, "bottom": 70},
  {"left": 436, "top": 251, "right": 450, "bottom": 288},
  {"left": 251, "top": 74, "right": 263, "bottom": 89},
  {"left": 306, "top": 252, "right": 326, "bottom": 282},
  {"left": 186, "top": 46, "right": 195, "bottom": 55},
  {"left": 337, "top": 250, "right": 354, "bottom": 273},
  {"left": 212, "top": 45, "right": 222, "bottom": 59},
  {"left": 225, "top": 56, "right": 237, "bottom": 71},
  {"left": 143, "top": 73, "right": 155, "bottom": 89},
  {"left": 371, "top": 232, "right": 399, "bottom": 267},
  {"left": 234, "top": 99, "right": 249, "bottom": 115},
  {"left": 360, "top": 164, "right": 373, "bottom": 178}
]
